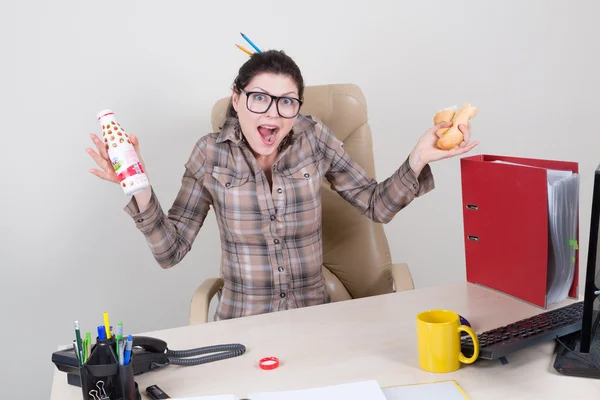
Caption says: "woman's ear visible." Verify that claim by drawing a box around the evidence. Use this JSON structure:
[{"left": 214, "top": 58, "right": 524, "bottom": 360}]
[{"left": 231, "top": 88, "right": 239, "bottom": 112}]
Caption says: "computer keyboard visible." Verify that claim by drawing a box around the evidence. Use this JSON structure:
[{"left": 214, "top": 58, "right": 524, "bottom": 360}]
[{"left": 461, "top": 301, "right": 584, "bottom": 360}]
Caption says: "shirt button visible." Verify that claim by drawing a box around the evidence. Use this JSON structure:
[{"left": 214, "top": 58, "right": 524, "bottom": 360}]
[
  {"left": 304, "top": 173, "right": 310, "bottom": 178},
  {"left": 225, "top": 182, "right": 231, "bottom": 187},
  {"left": 137, "top": 218, "right": 144, "bottom": 223},
  {"left": 270, "top": 215, "right": 276, "bottom": 221},
  {"left": 278, "top": 266, "right": 284, "bottom": 272},
  {"left": 277, "top": 188, "right": 282, "bottom": 194},
  {"left": 274, "top": 239, "right": 279, "bottom": 244},
  {"left": 280, "top": 293, "right": 286, "bottom": 298}
]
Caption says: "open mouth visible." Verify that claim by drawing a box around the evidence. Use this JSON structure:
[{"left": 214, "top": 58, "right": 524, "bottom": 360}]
[{"left": 258, "top": 125, "right": 279, "bottom": 146}]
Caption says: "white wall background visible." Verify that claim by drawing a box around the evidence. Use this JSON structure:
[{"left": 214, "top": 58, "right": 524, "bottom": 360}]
[{"left": 1, "top": 0, "right": 599, "bottom": 397}]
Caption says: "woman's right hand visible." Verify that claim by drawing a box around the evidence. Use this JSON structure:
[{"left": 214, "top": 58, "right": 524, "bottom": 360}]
[
  {"left": 87, "top": 133, "right": 152, "bottom": 211},
  {"left": 86, "top": 133, "right": 145, "bottom": 183}
]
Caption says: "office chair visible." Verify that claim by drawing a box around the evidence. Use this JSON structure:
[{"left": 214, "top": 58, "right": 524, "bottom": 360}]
[{"left": 189, "top": 83, "right": 414, "bottom": 324}]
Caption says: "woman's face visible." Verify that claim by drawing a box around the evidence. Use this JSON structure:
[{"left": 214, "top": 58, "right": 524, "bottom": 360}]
[{"left": 232, "top": 72, "right": 300, "bottom": 158}]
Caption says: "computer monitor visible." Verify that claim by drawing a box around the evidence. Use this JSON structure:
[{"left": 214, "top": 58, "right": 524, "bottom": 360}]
[{"left": 553, "top": 164, "right": 600, "bottom": 377}]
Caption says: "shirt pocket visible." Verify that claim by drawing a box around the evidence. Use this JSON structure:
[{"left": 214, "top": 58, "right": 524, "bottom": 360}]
[
  {"left": 279, "top": 159, "right": 321, "bottom": 234},
  {"left": 211, "top": 165, "right": 251, "bottom": 188},
  {"left": 210, "top": 166, "right": 259, "bottom": 221},
  {"left": 281, "top": 157, "right": 320, "bottom": 181}
]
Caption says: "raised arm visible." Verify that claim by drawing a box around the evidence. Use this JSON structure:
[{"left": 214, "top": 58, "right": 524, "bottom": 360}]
[
  {"left": 123, "top": 137, "right": 213, "bottom": 268},
  {"left": 317, "top": 123, "right": 434, "bottom": 224}
]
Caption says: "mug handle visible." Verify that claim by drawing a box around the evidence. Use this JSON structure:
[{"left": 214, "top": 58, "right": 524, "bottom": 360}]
[{"left": 457, "top": 325, "right": 479, "bottom": 364}]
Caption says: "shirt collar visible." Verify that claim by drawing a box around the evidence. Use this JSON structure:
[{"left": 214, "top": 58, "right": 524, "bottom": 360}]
[{"left": 216, "top": 114, "right": 317, "bottom": 146}]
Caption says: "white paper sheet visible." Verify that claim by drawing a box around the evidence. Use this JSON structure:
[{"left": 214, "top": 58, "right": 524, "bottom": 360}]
[
  {"left": 171, "top": 396, "right": 237, "bottom": 400},
  {"left": 247, "top": 380, "right": 387, "bottom": 400}
]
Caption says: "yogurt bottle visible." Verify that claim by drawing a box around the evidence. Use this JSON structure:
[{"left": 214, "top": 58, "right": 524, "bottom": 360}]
[{"left": 97, "top": 109, "right": 149, "bottom": 196}]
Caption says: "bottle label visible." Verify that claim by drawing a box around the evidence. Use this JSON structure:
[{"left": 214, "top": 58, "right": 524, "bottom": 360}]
[
  {"left": 117, "top": 161, "right": 145, "bottom": 181},
  {"left": 101, "top": 120, "right": 143, "bottom": 179}
]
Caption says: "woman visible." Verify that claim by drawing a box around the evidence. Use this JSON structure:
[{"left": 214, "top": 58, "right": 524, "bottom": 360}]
[{"left": 87, "top": 50, "right": 478, "bottom": 321}]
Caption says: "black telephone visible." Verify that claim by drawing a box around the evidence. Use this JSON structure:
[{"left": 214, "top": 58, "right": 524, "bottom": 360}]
[{"left": 52, "top": 335, "right": 246, "bottom": 387}]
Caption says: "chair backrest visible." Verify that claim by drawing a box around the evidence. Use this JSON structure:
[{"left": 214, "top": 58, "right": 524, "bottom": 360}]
[{"left": 210, "top": 83, "right": 394, "bottom": 299}]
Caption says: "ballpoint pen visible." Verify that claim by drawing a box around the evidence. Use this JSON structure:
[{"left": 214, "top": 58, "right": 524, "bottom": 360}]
[
  {"left": 74, "top": 321, "right": 84, "bottom": 366},
  {"left": 240, "top": 32, "right": 261, "bottom": 53},
  {"left": 119, "top": 339, "right": 125, "bottom": 365},
  {"left": 73, "top": 340, "right": 81, "bottom": 365}
]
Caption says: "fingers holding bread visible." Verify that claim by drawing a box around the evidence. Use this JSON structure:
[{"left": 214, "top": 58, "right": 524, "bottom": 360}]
[
  {"left": 433, "top": 105, "right": 457, "bottom": 138},
  {"left": 434, "top": 103, "right": 477, "bottom": 149}
]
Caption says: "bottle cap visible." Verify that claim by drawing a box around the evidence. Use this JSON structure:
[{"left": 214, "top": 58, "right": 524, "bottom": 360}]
[{"left": 97, "top": 109, "right": 114, "bottom": 121}]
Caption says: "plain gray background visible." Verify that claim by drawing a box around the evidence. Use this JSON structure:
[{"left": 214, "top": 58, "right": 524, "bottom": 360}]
[{"left": 1, "top": 0, "right": 599, "bottom": 397}]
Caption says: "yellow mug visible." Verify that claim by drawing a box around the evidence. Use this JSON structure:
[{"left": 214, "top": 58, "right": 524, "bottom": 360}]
[{"left": 416, "top": 309, "right": 479, "bottom": 373}]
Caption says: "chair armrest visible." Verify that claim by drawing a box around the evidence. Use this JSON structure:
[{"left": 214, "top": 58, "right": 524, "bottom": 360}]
[
  {"left": 189, "top": 277, "right": 224, "bottom": 324},
  {"left": 391, "top": 263, "right": 414, "bottom": 292}
]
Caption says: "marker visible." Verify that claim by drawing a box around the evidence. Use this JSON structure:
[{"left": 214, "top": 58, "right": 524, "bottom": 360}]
[
  {"left": 235, "top": 44, "right": 253, "bottom": 57},
  {"left": 74, "top": 321, "right": 84, "bottom": 366},
  {"left": 97, "top": 325, "right": 107, "bottom": 341},
  {"left": 123, "top": 335, "right": 133, "bottom": 365},
  {"left": 84, "top": 332, "right": 92, "bottom": 362},
  {"left": 240, "top": 32, "right": 261, "bottom": 53},
  {"left": 116, "top": 322, "right": 123, "bottom": 357},
  {"left": 103, "top": 312, "right": 112, "bottom": 339}
]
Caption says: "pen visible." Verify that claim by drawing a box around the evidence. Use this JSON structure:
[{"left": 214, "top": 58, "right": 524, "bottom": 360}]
[
  {"left": 240, "top": 32, "right": 261, "bottom": 53},
  {"left": 73, "top": 340, "right": 80, "bottom": 365},
  {"left": 116, "top": 322, "right": 123, "bottom": 357},
  {"left": 74, "top": 321, "right": 84, "bottom": 366},
  {"left": 103, "top": 312, "right": 112, "bottom": 339},
  {"left": 235, "top": 44, "right": 253, "bottom": 57},
  {"left": 123, "top": 335, "right": 133, "bottom": 365},
  {"left": 119, "top": 339, "right": 125, "bottom": 366}
]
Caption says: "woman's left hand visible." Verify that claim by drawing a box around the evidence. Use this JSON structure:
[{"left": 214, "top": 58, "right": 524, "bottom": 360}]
[{"left": 408, "top": 121, "right": 479, "bottom": 175}]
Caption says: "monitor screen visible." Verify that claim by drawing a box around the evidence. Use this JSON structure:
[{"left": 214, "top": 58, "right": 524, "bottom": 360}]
[{"left": 580, "top": 167, "right": 600, "bottom": 352}]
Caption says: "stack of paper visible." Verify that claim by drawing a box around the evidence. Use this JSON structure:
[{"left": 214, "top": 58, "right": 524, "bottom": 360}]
[{"left": 545, "top": 169, "right": 579, "bottom": 304}]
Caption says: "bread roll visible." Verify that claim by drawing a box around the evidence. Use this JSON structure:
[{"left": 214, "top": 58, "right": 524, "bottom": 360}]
[
  {"left": 433, "top": 106, "right": 457, "bottom": 137},
  {"left": 435, "top": 103, "right": 477, "bottom": 150}
]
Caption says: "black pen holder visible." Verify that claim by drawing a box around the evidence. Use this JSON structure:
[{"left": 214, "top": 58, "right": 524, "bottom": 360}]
[{"left": 79, "top": 337, "right": 141, "bottom": 400}]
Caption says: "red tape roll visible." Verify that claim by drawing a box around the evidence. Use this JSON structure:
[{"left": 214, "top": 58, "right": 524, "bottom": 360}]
[{"left": 259, "top": 356, "right": 279, "bottom": 370}]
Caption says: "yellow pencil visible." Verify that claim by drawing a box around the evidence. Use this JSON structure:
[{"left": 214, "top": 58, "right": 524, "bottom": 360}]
[
  {"left": 103, "top": 312, "right": 112, "bottom": 339},
  {"left": 236, "top": 44, "right": 253, "bottom": 57}
]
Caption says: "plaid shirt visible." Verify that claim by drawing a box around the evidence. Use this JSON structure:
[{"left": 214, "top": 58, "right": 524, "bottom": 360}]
[{"left": 124, "top": 115, "right": 434, "bottom": 320}]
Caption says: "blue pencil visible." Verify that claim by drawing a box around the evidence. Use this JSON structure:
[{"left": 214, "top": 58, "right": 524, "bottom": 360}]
[{"left": 240, "top": 32, "right": 261, "bottom": 53}]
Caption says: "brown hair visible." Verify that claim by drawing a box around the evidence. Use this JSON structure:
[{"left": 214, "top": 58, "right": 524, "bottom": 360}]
[
  {"left": 226, "top": 49, "right": 304, "bottom": 118},
  {"left": 224, "top": 50, "right": 305, "bottom": 151}
]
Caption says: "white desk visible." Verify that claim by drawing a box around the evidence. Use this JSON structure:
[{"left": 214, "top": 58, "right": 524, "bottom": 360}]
[{"left": 50, "top": 282, "right": 599, "bottom": 399}]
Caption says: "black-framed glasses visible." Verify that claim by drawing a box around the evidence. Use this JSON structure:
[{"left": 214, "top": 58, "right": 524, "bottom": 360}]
[{"left": 239, "top": 88, "right": 303, "bottom": 119}]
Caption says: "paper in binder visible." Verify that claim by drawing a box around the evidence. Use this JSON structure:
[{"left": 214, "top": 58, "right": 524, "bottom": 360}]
[{"left": 460, "top": 155, "right": 580, "bottom": 308}]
